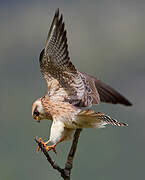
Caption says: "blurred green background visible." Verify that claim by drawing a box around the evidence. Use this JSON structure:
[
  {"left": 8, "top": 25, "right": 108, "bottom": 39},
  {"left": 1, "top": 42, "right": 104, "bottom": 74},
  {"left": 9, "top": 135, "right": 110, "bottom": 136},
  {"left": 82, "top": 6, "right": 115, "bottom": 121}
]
[{"left": 0, "top": 0, "right": 145, "bottom": 179}]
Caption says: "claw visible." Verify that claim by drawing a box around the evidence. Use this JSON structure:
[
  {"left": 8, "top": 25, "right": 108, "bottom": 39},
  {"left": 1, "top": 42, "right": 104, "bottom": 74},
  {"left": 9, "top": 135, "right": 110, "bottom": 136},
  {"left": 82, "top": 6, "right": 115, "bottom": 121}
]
[
  {"left": 45, "top": 144, "right": 57, "bottom": 154},
  {"left": 36, "top": 138, "right": 57, "bottom": 154},
  {"left": 36, "top": 138, "right": 50, "bottom": 152}
]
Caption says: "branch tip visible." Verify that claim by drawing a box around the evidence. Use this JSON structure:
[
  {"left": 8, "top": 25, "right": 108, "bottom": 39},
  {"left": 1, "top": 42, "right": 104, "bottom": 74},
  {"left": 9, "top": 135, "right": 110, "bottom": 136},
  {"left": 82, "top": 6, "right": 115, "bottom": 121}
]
[{"left": 34, "top": 129, "right": 82, "bottom": 179}]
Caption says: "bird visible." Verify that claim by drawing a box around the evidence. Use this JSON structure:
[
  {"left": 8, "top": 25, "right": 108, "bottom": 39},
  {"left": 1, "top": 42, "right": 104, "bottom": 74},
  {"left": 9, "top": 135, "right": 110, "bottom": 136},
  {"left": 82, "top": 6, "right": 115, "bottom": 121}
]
[{"left": 32, "top": 9, "right": 132, "bottom": 153}]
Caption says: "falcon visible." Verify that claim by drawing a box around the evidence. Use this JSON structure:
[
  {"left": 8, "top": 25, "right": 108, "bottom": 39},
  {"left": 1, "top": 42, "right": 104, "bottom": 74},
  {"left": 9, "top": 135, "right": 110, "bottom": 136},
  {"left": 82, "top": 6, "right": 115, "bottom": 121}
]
[{"left": 32, "top": 9, "right": 132, "bottom": 153}]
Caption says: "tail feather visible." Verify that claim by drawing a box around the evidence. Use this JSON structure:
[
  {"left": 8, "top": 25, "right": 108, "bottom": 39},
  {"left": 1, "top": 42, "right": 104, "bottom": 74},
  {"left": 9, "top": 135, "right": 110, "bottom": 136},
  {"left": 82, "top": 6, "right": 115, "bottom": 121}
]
[
  {"left": 78, "top": 110, "right": 128, "bottom": 128},
  {"left": 96, "top": 113, "right": 128, "bottom": 127}
]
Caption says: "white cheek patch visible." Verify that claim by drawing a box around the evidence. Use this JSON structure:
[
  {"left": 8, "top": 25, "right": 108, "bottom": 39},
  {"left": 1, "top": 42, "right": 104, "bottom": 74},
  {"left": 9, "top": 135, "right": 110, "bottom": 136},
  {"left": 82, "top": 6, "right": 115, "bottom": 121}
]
[
  {"left": 32, "top": 99, "right": 44, "bottom": 114},
  {"left": 37, "top": 102, "right": 44, "bottom": 114}
]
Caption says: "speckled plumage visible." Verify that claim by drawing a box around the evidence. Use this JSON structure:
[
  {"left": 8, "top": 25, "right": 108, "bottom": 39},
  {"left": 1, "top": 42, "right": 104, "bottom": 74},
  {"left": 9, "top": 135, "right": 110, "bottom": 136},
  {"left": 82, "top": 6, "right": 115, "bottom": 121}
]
[
  {"left": 32, "top": 9, "right": 130, "bottom": 152},
  {"left": 32, "top": 94, "right": 127, "bottom": 145},
  {"left": 39, "top": 9, "right": 132, "bottom": 107}
]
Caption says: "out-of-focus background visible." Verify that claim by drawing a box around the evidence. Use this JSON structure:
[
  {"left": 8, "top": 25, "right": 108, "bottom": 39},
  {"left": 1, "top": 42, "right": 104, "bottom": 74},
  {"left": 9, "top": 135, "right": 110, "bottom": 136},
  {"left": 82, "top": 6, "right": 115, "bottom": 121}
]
[{"left": 0, "top": 0, "right": 145, "bottom": 179}]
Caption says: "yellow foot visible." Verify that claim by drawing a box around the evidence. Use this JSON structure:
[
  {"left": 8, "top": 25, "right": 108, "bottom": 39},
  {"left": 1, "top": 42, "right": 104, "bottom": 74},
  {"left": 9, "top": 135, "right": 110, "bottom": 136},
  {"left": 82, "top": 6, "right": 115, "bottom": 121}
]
[
  {"left": 45, "top": 144, "right": 57, "bottom": 154},
  {"left": 36, "top": 138, "right": 50, "bottom": 152},
  {"left": 36, "top": 138, "right": 57, "bottom": 154}
]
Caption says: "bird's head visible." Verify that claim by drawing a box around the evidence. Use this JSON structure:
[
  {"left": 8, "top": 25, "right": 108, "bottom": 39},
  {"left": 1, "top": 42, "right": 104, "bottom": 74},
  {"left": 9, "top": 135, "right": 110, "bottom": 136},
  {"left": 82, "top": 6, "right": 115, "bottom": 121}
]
[{"left": 32, "top": 98, "right": 46, "bottom": 122}]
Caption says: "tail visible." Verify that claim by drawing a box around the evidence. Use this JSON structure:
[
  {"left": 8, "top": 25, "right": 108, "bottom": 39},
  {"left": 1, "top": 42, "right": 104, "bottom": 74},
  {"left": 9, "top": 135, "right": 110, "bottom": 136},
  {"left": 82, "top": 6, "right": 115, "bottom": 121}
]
[
  {"left": 77, "top": 110, "right": 128, "bottom": 128},
  {"left": 96, "top": 112, "right": 128, "bottom": 127}
]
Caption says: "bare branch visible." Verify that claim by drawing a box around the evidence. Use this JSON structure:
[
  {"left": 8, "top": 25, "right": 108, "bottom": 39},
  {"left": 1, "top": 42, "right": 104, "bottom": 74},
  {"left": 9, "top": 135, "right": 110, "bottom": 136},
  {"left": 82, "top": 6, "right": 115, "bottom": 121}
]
[
  {"left": 35, "top": 137, "right": 64, "bottom": 175},
  {"left": 64, "top": 129, "right": 82, "bottom": 179},
  {"left": 35, "top": 128, "right": 82, "bottom": 180}
]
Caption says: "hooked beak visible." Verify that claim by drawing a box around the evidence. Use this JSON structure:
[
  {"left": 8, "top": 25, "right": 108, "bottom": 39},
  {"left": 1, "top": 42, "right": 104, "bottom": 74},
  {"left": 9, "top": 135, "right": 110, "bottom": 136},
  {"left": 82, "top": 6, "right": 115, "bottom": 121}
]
[{"left": 33, "top": 115, "right": 41, "bottom": 123}]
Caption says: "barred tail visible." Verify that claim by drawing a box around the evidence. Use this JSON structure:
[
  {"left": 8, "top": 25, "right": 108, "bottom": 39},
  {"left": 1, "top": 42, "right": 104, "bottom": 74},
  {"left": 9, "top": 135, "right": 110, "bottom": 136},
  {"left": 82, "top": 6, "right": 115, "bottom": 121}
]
[
  {"left": 97, "top": 113, "right": 128, "bottom": 127},
  {"left": 78, "top": 110, "right": 128, "bottom": 128}
]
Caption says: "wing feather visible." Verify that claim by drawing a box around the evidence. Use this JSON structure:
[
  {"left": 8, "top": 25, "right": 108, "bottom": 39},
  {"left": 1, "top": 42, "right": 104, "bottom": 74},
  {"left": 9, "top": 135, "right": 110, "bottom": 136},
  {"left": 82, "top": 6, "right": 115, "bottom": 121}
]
[
  {"left": 39, "top": 9, "right": 85, "bottom": 104},
  {"left": 81, "top": 72, "right": 132, "bottom": 106},
  {"left": 39, "top": 9, "right": 132, "bottom": 107}
]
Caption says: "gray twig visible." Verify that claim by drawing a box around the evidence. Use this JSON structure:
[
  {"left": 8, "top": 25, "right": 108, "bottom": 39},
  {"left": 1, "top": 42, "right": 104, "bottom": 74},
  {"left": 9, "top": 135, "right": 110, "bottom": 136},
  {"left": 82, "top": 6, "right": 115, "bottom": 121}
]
[{"left": 35, "top": 128, "right": 82, "bottom": 180}]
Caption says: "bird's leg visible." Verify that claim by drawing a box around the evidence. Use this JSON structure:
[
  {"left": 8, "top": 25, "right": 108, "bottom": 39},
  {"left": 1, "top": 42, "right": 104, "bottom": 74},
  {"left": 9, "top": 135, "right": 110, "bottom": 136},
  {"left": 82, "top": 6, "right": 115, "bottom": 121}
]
[{"left": 36, "top": 138, "right": 50, "bottom": 152}]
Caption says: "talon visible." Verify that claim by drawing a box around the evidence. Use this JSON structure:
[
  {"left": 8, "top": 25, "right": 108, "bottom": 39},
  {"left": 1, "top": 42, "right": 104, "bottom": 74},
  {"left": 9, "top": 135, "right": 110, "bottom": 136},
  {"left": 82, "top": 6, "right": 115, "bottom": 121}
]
[
  {"left": 45, "top": 144, "right": 57, "bottom": 154},
  {"left": 36, "top": 138, "right": 50, "bottom": 152}
]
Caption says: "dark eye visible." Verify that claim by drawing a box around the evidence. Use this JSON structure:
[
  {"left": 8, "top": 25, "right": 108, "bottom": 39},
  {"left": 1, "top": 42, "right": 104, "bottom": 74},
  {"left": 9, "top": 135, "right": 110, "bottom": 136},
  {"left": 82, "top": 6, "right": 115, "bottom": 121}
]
[{"left": 34, "top": 109, "right": 40, "bottom": 116}]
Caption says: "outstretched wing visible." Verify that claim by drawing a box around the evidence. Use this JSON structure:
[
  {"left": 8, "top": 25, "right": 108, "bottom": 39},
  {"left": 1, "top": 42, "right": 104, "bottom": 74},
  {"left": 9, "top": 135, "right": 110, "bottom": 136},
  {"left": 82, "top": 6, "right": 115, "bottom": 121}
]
[
  {"left": 39, "top": 9, "right": 85, "bottom": 104},
  {"left": 39, "top": 9, "right": 131, "bottom": 107},
  {"left": 81, "top": 72, "right": 132, "bottom": 106}
]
